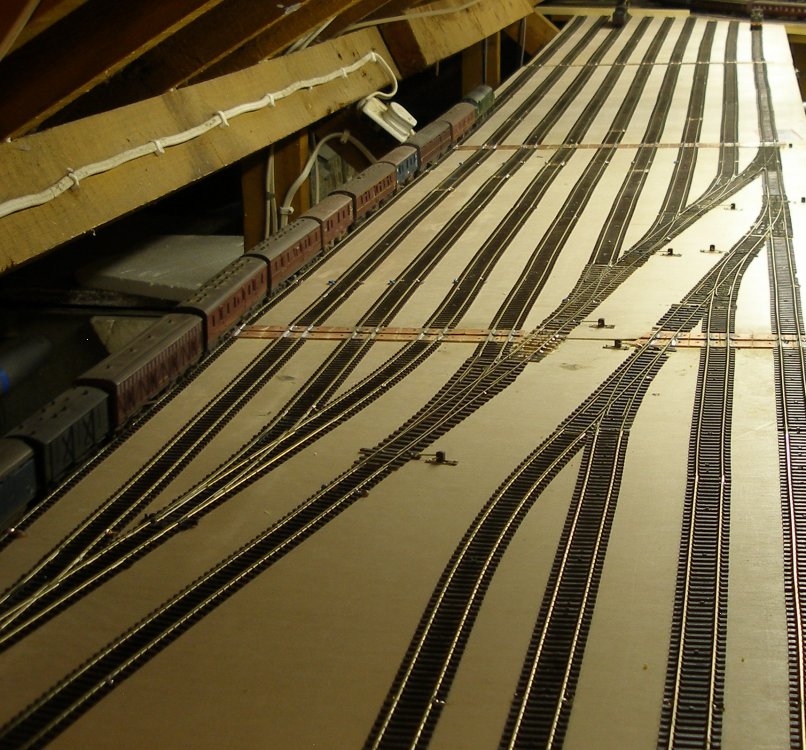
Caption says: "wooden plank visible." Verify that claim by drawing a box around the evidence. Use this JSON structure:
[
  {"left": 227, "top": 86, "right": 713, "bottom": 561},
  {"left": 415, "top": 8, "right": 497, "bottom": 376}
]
[
  {"left": 0, "top": 0, "right": 229, "bottom": 138},
  {"left": 382, "top": 0, "right": 533, "bottom": 77},
  {"left": 318, "top": 0, "right": 409, "bottom": 40},
  {"left": 503, "top": 13, "right": 559, "bottom": 56},
  {"left": 0, "top": 0, "right": 41, "bottom": 62},
  {"left": 275, "top": 131, "right": 312, "bottom": 224},
  {"left": 9, "top": 0, "right": 87, "bottom": 51},
  {"left": 193, "top": 0, "right": 374, "bottom": 83},
  {"left": 487, "top": 31, "right": 501, "bottom": 88},
  {"left": 462, "top": 40, "right": 484, "bottom": 92},
  {"left": 59, "top": 0, "right": 320, "bottom": 120},
  {"left": 0, "top": 28, "right": 398, "bottom": 272},
  {"left": 241, "top": 149, "right": 269, "bottom": 251},
  {"left": 789, "top": 38, "right": 806, "bottom": 100}
]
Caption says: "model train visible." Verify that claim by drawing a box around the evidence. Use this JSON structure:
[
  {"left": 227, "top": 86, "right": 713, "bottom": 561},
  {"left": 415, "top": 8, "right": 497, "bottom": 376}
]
[{"left": 0, "top": 85, "right": 495, "bottom": 531}]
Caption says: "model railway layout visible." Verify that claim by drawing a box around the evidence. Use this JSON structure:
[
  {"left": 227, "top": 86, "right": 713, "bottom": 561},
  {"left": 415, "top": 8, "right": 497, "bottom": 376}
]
[{"left": 0, "top": 13, "right": 804, "bottom": 750}]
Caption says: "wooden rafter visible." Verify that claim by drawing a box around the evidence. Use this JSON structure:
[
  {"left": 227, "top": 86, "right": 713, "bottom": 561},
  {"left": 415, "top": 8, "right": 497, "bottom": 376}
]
[
  {"left": 0, "top": 0, "right": 230, "bottom": 138},
  {"left": 52, "top": 0, "right": 368, "bottom": 124},
  {"left": 0, "top": 0, "right": 41, "bottom": 62},
  {"left": 195, "top": 0, "right": 378, "bottom": 83},
  {"left": 53, "top": 0, "right": 304, "bottom": 120},
  {"left": 9, "top": 0, "right": 88, "bottom": 51},
  {"left": 381, "top": 0, "right": 534, "bottom": 77},
  {"left": 317, "top": 0, "right": 425, "bottom": 40},
  {"left": 0, "top": 28, "right": 398, "bottom": 271},
  {"left": 503, "top": 14, "right": 559, "bottom": 57}
]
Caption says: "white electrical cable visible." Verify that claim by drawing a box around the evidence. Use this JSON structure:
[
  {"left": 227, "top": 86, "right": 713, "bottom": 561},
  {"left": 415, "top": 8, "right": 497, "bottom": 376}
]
[
  {"left": 343, "top": 0, "right": 485, "bottom": 34},
  {"left": 0, "top": 51, "right": 398, "bottom": 221},
  {"left": 293, "top": 17, "right": 336, "bottom": 52},
  {"left": 279, "top": 130, "right": 375, "bottom": 228}
]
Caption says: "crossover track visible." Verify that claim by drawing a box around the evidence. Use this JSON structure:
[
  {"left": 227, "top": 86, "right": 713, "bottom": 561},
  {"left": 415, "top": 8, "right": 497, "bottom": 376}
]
[
  {"left": 0, "top": 15, "right": 611, "bottom": 610},
  {"left": 0, "top": 17, "right": 800, "bottom": 750},
  {"left": 0, "top": 16, "right": 655, "bottom": 644}
]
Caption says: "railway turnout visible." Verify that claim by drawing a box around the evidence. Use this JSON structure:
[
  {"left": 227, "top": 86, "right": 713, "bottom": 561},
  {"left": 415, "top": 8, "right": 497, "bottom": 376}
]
[{"left": 0, "top": 14, "right": 803, "bottom": 750}]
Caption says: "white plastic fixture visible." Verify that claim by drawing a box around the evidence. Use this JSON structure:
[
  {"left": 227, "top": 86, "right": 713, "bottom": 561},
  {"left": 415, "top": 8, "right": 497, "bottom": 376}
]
[{"left": 359, "top": 96, "right": 417, "bottom": 142}]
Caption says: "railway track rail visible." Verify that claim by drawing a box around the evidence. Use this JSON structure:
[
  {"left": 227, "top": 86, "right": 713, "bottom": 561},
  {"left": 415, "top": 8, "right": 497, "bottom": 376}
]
[
  {"left": 656, "top": 199, "right": 774, "bottom": 750},
  {"left": 0, "top": 17, "right": 612, "bottom": 601},
  {"left": 366, "top": 203, "right": 771, "bottom": 749},
  {"left": 0, "top": 17, "right": 786, "bottom": 750},
  {"left": 749, "top": 29, "right": 806, "bottom": 749},
  {"left": 0, "top": 17, "right": 650, "bottom": 633},
  {"left": 0, "top": 16, "right": 768, "bottom": 657}
]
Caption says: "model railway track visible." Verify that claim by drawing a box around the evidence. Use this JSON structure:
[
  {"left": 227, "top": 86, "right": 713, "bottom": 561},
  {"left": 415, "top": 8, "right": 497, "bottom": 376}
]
[
  {"left": 0, "top": 16, "right": 764, "bottom": 653},
  {"left": 757, "top": 30, "right": 806, "bottom": 744},
  {"left": 0, "top": 18, "right": 778, "bottom": 748},
  {"left": 366, "top": 206, "right": 769, "bottom": 748},
  {"left": 0, "top": 18, "right": 642, "bottom": 627},
  {"left": 592, "top": 21, "right": 726, "bottom": 266},
  {"left": 0, "top": 16, "right": 604, "bottom": 547},
  {"left": 0, "top": 20, "right": 605, "bottom": 591},
  {"left": 658, "top": 213, "right": 766, "bottom": 750},
  {"left": 504, "top": 219, "right": 764, "bottom": 746},
  {"left": 659, "top": 30, "right": 802, "bottom": 750}
]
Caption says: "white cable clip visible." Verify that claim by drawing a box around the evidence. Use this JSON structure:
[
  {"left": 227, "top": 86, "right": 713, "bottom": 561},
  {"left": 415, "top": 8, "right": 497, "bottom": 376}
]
[
  {"left": 370, "top": 51, "right": 379, "bottom": 63},
  {"left": 151, "top": 139, "right": 165, "bottom": 155},
  {"left": 279, "top": 206, "right": 294, "bottom": 216},
  {"left": 216, "top": 110, "right": 230, "bottom": 128},
  {"left": 340, "top": 67, "right": 348, "bottom": 78},
  {"left": 267, "top": 94, "right": 276, "bottom": 107},
  {"left": 339, "top": 130, "right": 350, "bottom": 143},
  {"left": 66, "top": 169, "right": 80, "bottom": 189}
]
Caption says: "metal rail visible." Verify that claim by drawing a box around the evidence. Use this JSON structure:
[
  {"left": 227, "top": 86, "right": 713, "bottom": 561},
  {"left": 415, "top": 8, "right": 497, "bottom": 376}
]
[{"left": 0, "top": 17, "right": 647, "bottom": 645}]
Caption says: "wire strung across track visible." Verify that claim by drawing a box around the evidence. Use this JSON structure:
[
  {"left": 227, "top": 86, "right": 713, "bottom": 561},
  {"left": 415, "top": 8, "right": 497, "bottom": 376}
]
[
  {"left": 0, "top": 17, "right": 784, "bottom": 750},
  {"left": 0, "top": 16, "right": 654, "bottom": 644},
  {"left": 367, "top": 64, "right": 766, "bottom": 749},
  {"left": 0, "top": 14, "right": 609, "bottom": 603}
]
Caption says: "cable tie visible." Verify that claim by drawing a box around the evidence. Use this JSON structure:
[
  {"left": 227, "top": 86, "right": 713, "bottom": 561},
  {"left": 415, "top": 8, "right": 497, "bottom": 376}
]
[
  {"left": 66, "top": 169, "right": 80, "bottom": 189},
  {"left": 151, "top": 140, "right": 165, "bottom": 155},
  {"left": 216, "top": 110, "right": 230, "bottom": 128}
]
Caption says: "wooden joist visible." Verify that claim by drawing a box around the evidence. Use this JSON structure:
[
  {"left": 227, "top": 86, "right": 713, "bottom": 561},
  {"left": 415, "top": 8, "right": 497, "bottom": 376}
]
[
  {"left": 196, "top": 0, "right": 377, "bottom": 83},
  {"left": 317, "top": 0, "right": 414, "bottom": 41},
  {"left": 0, "top": 0, "right": 41, "bottom": 62},
  {"left": 380, "top": 0, "right": 534, "bottom": 77},
  {"left": 503, "top": 13, "right": 559, "bottom": 57},
  {"left": 0, "top": 0, "right": 230, "bottom": 138},
  {"left": 0, "top": 28, "right": 398, "bottom": 272},
  {"left": 58, "top": 0, "right": 374, "bottom": 122},
  {"left": 9, "top": 0, "right": 89, "bottom": 51}
]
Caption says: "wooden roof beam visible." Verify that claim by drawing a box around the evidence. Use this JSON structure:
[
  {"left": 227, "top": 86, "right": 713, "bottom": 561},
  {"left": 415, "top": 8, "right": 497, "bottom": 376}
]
[
  {"left": 54, "top": 0, "right": 371, "bottom": 123},
  {"left": 0, "top": 29, "right": 398, "bottom": 272},
  {"left": 9, "top": 0, "right": 89, "bottom": 51},
  {"left": 0, "top": 0, "right": 41, "bottom": 62},
  {"left": 194, "top": 0, "right": 375, "bottom": 83},
  {"left": 379, "top": 0, "right": 535, "bottom": 78},
  {"left": 503, "top": 13, "right": 559, "bottom": 57},
  {"left": 316, "top": 0, "right": 418, "bottom": 41},
  {"left": 0, "top": 0, "right": 230, "bottom": 138}
]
